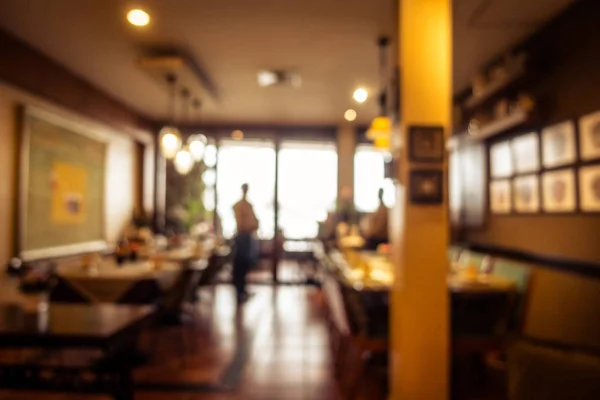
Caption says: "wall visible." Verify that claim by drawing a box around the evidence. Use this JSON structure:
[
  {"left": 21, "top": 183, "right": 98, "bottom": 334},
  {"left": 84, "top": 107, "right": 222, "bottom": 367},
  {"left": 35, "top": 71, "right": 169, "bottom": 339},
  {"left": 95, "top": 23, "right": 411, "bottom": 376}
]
[
  {"left": 465, "top": 0, "right": 600, "bottom": 264},
  {"left": 0, "top": 82, "right": 140, "bottom": 265},
  {"left": 337, "top": 124, "right": 356, "bottom": 197}
]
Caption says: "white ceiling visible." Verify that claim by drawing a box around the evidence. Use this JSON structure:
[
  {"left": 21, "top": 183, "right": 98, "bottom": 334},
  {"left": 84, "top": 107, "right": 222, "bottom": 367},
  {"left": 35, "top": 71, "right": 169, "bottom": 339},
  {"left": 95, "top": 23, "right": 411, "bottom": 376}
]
[{"left": 0, "top": 0, "right": 577, "bottom": 125}]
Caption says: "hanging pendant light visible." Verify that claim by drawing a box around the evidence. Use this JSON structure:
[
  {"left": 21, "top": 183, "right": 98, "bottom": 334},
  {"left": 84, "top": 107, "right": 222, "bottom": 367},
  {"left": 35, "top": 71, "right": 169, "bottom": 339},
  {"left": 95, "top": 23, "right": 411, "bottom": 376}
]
[
  {"left": 366, "top": 37, "right": 392, "bottom": 151},
  {"left": 159, "top": 74, "right": 182, "bottom": 159},
  {"left": 174, "top": 146, "right": 194, "bottom": 175},
  {"left": 187, "top": 99, "right": 207, "bottom": 162}
]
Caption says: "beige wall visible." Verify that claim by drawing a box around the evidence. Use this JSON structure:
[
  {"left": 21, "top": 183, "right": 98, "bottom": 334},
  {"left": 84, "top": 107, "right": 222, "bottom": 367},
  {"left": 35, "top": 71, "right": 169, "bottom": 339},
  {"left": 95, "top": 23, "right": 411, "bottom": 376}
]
[{"left": 0, "top": 82, "right": 147, "bottom": 265}]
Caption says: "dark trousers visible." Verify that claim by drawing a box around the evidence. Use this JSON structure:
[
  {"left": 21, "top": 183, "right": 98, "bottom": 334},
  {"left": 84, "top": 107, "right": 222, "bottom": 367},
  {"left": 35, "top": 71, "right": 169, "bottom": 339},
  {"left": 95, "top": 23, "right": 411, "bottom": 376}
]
[{"left": 233, "top": 233, "right": 257, "bottom": 297}]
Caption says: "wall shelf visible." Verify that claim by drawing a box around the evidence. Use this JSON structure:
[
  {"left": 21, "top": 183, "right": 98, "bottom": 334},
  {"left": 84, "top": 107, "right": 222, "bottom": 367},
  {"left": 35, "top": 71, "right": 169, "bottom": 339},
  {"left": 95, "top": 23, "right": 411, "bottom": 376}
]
[
  {"left": 469, "top": 110, "right": 529, "bottom": 140},
  {"left": 464, "top": 67, "right": 525, "bottom": 111}
]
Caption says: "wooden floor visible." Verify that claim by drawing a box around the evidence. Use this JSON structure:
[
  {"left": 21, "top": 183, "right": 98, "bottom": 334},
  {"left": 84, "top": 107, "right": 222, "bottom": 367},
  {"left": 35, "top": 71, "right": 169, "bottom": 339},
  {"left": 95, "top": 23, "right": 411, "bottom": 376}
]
[{"left": 0, "top": 285, "right": 343, "bottom": 400}]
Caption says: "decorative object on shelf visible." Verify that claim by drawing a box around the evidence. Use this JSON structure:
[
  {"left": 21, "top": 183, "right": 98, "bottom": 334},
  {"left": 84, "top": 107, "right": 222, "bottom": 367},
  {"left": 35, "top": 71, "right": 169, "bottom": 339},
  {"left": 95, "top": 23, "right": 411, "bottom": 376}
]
[
  {"left": 541, "top": 169, "right": 576, "bottom": 213},
  {"left": 578, "top": 110, "right": 600, "bottom": 161},
  {"left": 511, "top": 132, "right": 540, "bottom": 174},
  {"left": 490, "top": 141, "right": 513, "bottom": 178},
  {"left": 159, "top": 74, "right": 182, "bottom": 160},
  {"left": 578, "top": 164, "right": 600, "bottom": 212},
  {"left": 542, "top": 121, "right": 576, "bottom": 168},
  {"left": 490, "top": 180, "right": 511, "bottom": 214},
  {"left": 409, "top": 169, "right": 443, "bottom": 204},
  {"left": 494, "top": 99, "right": 509, "bottom": 119},
  {"left": 408, "top": 125, "right": 444, "bottom": 162},
  {"left": 515, "top": 93, "right": 535, "bottom": 113},
  {"left": 472, "top": 74, "right": 487, "bottom": 97},
  {"left": 513, "top": 175, "right": 540, "bottom": 213}
]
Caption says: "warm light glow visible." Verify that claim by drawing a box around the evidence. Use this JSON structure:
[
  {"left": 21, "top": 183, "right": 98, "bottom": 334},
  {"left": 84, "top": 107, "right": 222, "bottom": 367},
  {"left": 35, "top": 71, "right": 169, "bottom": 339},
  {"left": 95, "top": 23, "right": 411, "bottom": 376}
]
[
  {"left": 366, "top": 116, "right": 392, "bottom": 139},
  {"left": 159, "top": 126, "right": 182, "bottom": 159},
  {"left": 202, "top": 168, "right": 217, "bottom": 187},
  {"left": 204, "top": 144, "right": 217, "bottom": 167},
  {"left": 174, "top": 148, "right": 194, "bottom": 175},
  {"left": 232, "top": 130, "right": 244, "bottom": 140},
  {"left": 353, "top": 88, "right": 368, "bottom": 103},
  {"left": 127, "top": 9, "right": 150, "bottom": 27},
  {"left": 344, "top": 109, "right": 357, "bottom": 122},
  {"left": 188, "top": 135, "right": 207, "bottom": 161}
]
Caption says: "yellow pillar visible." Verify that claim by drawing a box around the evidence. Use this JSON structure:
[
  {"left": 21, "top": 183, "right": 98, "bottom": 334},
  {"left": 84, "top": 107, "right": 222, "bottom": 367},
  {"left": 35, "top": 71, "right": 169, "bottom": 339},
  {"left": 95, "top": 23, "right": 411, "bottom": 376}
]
[{"left": 390, "top": 0, "right": 452, "bottom": 399}]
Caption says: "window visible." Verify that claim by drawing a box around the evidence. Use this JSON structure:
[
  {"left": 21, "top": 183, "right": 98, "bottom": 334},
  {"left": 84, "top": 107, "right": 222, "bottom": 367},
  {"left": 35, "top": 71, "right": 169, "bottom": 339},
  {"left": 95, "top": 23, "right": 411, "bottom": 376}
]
[
  {"left": 278, "top": 141, "right": 338, "bottom": 239},
  {"left": 354, "top": 145, "right": 395, "bottom": 212},
  {"left": 216, "top": 139, "right": 276, "bottom": 239}
]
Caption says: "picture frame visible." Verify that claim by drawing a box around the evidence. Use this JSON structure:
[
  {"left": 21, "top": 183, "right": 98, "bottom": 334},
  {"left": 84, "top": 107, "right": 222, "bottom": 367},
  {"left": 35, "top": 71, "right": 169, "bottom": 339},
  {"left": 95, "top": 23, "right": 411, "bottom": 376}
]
[
  {"left": 490, "top": 141, "right": 513, "bottom": 178},
  {"left": 542, "top": 121, "right": 576, "bottom": 168},
  {"left": 19, "top": 106, "right": 108, "bottom": 261},
  {"left": 409, "top": 169, "right": 443, "bottom": 204},
  {"left": 511, "top": 132, "right": 540, "bottom": 174},
  {"left": 490, "top": 180, "right": 511, "bottom": 214},
  {"left": 408, "top": 125, "right": 444, "bottom": 162},
  {"left": 578, "top": 164, "right": 600, "bottom": 212},
  {"left": 513, "top": 175, "right": 540, "bottom": 213},
  {"left": 541, "top": 168, "right": 576, "bottom": 213},
  {"left": 578, "top": 110, "right": 600, "bottom": 161}
]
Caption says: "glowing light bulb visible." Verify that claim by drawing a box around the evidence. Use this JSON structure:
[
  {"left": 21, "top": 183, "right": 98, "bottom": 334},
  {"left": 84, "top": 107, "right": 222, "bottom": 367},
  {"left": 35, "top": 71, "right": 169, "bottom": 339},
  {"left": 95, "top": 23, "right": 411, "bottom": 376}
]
[
  {"left": 344, "top": 109, "right": 357, "bottom": 122},
  {"left": 174, "top": 149, "right": 194, "bottom": 175},
  {"left": 353, "top": 88, "right": 368, "bottom": 103},
  {"left": 188, "top": 136, "right": 206, "bottom": 161},
  {"left": 127, "top": 9, "right": 150, "bottom": 27},
  {"left": 159, "top": 126, "right": 182, "bottom": 159},
  {"left": 204, "top": 144, "right": 217, "bottom": 167}
]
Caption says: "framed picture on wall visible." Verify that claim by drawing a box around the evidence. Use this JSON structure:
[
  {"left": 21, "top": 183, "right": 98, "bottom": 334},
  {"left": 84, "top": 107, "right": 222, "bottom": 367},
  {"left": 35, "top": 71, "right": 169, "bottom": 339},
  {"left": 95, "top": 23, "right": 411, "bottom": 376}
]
[
  {"left": 490, "top": 141, "right": 513, "bottom": 178},
  {"left": 578, "top": 110, "right": 600, "bottom": 161},
  {"left": 408, "top": 126, "right": 444, "bottom": 162},
  {"left": 490, "top": 180, "right": 511, "bottom": 214},
  {"left": 409, "top": 169, "right": 443, "bottom": 204},
  {"left": 542, "top": 121, "right": 576, "bottom": 168},
  {"left": 513, "top": 175, "right": 540, "bottom": 213},
  {"left": 511, "top": 132, "right": 540, "bottom": 174},
  {"left": 541, "top": 169, "right": 576, "bottom": 213},
  {"left": 578, "top": 164, "right": 600, "bottom": 212}
]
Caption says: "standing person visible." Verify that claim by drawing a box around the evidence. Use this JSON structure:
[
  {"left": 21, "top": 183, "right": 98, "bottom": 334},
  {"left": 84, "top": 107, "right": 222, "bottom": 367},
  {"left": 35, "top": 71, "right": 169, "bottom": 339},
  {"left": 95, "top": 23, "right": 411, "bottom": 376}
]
[
  {"left": 232, "top": 183, "right": 259, "bottom": 303},
  {"left": 363, "top": 188, "right": 389, "bottom": 250}
]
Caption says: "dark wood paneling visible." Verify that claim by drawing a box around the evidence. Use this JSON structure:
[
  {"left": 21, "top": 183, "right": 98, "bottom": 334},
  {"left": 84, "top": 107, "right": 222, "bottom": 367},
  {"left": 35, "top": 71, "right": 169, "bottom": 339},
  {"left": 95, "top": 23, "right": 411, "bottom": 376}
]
[
  {"left": 0, "top": 29, "right": 154, "bottom": 138},
  {"left": 464, "top": 0, "right": 600, "bottom": 265}
]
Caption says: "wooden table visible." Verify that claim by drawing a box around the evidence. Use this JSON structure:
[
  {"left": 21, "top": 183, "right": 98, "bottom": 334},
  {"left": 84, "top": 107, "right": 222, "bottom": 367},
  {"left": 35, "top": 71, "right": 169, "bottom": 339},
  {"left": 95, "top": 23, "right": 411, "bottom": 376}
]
[{"left": 0, "top": 303, "right": 153, "bottom": 399}]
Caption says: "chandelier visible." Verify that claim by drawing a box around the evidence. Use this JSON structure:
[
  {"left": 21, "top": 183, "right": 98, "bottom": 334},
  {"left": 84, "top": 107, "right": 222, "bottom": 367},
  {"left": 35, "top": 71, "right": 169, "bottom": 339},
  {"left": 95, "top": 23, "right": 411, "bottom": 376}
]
[{"left": 158, "top": 76, "right": 208, "bottom": 175}]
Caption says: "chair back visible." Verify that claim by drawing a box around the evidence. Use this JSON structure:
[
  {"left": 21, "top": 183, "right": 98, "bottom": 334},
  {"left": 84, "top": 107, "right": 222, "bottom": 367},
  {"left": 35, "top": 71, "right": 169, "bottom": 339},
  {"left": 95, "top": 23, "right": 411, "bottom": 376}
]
[
  {"left": 507, "top": 338, "right": 600, "bottom": 400},
  {"left": 48, "top": 276, "right": 91, "bottom": 303},
  {"left": 491, "top": 258, "right": 534, "bottom": 332},
  {"left": 159, "top": 267, "right": 202, "bottom": 316}
]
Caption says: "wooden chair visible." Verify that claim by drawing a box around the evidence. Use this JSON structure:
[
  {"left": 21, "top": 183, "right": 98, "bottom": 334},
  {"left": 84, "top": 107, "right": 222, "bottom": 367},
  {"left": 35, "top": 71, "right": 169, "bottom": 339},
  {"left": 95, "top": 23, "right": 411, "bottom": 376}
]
[{"left": 337, "top": 281, "right": 388, "bottom": 400}]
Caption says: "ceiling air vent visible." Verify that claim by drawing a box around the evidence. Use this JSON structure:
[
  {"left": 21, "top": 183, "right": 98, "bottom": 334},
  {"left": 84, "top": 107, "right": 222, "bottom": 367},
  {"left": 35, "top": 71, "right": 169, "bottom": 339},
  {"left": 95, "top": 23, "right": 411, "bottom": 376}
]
[{"left": 257, "top": 70, "right": 301, "bottom": 88}]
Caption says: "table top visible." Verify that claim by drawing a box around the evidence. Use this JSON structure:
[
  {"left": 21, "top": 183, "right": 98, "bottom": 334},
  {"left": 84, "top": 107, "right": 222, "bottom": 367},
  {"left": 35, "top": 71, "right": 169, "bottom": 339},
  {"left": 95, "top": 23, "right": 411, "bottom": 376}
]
[
  {"left": 447, "top": 274, "right": 517, "bottom": 293},
  {"left": 57, "top": 259, "right": 181, "bottom": 280},
  {"left": 0, "top": 303, "right": 154, "bottom": 347}
]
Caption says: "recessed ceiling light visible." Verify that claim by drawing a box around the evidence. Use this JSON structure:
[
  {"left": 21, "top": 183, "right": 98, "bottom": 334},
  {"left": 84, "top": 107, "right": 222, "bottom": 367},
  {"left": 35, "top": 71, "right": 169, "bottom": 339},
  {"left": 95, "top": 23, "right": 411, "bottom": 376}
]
[
  {"left": 127, "top": 9, "right": 150, "bottom": 27},
  {"left": 353, "top": 88, "right": 368, "bottom": 103},
  {"left": 232, "top": 130, "right": 244, "bottom": 140},
  {"left": 344, "top": 109, "right": 357, "bottom": 122}
]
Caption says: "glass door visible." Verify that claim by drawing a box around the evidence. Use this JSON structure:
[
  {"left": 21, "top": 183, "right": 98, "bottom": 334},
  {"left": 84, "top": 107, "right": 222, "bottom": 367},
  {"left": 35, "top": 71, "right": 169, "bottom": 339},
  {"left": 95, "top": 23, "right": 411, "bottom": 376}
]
[
  {"left": 276, "top": 140, "right": 338, "bottom": 283},
  {"left": 216, "top": 138, "right": 276, "bottom": 283}
]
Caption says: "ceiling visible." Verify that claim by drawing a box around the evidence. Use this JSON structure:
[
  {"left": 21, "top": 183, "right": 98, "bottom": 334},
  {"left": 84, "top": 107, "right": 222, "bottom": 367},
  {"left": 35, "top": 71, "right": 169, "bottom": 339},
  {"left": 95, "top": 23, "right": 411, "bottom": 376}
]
[{"left": 0, "top": 0, "right": 577, "bottom": 125}]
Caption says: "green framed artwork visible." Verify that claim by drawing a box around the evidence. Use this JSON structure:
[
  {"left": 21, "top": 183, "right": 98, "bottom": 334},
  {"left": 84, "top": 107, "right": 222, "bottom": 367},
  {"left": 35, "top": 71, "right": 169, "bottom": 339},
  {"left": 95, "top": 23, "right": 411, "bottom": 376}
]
[{"left": 19, "top": 107, "right": 107, "bottom": 261}]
